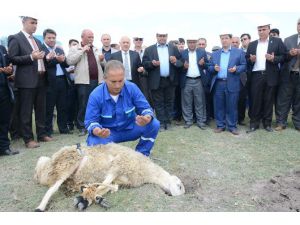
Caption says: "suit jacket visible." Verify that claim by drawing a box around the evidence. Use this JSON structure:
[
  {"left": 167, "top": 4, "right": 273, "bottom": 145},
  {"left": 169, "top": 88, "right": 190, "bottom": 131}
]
[
  {"left": 0, "top": 45, "right": 14, "bottom": 102},
  {"left": 180, "top": 48, "right": 208, "bottom": 88},
  {"left": 142, "top": 43, "right": 183, "bottom": 90},
  {"left": 42, "top": 44, "right": 69, "bottom": 87},
  {"left": 8, "top": 31, "right": 47, "bottom": 88},
  {"left": 208, "top": 47, "right": 246, "bottom": 92},
  {"left": 246, "top": 37, "right": 286, "bottom": 86},
  {"left": 110, "top": 50, "right": 142, "bottom": 85},
  {"left": 280, "top": 34, "right": 299, "bottom": 82}
]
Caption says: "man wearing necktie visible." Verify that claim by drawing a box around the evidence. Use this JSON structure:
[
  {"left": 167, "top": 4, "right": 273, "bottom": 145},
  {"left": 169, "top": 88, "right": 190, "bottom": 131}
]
[
  {"left": 275, "top": 18, "right": 300, "bottom": 132},
  {"left": 8, "top": 15, "right": 53, "bottom": 148}
]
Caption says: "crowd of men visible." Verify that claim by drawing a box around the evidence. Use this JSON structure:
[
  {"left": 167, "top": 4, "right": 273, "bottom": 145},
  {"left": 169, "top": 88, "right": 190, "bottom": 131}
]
[{"left": 0, "top": 15, "right": 300, "bottom": 157}]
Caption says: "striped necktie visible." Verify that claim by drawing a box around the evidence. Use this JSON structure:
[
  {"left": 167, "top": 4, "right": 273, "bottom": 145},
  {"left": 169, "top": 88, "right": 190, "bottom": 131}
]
[{"left": 29, "top": 35, "right": 46, "bottom": 72}]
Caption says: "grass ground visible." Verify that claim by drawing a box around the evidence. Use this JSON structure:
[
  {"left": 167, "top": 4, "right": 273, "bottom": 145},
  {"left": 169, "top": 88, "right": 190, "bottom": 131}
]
[{"left": 0, "top": 120, "right": 299, "bottom": 212}]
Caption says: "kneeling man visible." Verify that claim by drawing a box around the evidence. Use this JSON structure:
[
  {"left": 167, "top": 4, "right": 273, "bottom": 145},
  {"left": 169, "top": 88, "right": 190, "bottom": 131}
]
[{"left": 85, "top": 60, "right": 160, "bottom": 156}]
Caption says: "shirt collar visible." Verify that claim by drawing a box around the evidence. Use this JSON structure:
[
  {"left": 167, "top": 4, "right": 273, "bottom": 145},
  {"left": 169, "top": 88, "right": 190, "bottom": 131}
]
[
  {"left": 44, "top": 43, "right": 55, "bottom": 50},
  {"left": 103, "top": 82, "right": 126, "bottom": 101},
  {"left": 221, "top": 46, "right": 231, "bottom": 52},
  {"left": 157, "top": 43, "right": 168, "bottom": 47},
  {"left": 21, "top": 30, "right": 31, "bottom": 38}
]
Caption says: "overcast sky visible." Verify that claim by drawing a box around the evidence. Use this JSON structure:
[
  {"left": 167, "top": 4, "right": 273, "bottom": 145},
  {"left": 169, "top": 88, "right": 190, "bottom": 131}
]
[{"left": 1, "top": 0, "right": 299, "bottom": 52}]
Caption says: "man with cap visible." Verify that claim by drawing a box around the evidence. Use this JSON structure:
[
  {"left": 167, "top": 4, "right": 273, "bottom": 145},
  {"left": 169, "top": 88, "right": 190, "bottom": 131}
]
[
  {"left": 8, "top": 15, "right": 53, "bottom": 148},
  {"left": 142, "top": 32, "right": 183, "bottom": 131},
  {"left": 180, "top": 38, "right": 208, "bottom": 129},
  {"left": 275, "top": 18, "right": 300, "bottom": 132},
  {"left": 208, "top": 32, "right": 246, "bottom": 135},
  {"left": 246, "top": 22, "right": 286, "bottom": 133}
]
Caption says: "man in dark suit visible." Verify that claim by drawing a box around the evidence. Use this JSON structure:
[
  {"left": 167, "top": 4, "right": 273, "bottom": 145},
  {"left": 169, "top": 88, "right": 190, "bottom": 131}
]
[
  {"left": 180, "top": 38, "right": 208, "bottom": 129},
  {"left": 208, "top": 32, "right": 246, "bottom": 135},
  {"left": 8, "top": 15, "right": 53, "bottom": 148},
  {"left": 142, "top": 32, "right": 183, "bottom": 130},
  {"left": 110, "top": 36, "right": 144, "bottom": 89},
  {"left": 42, "top": 28, "right": 71, "bottom": 136},
  {"left": 0, "top": 45, "right": 19, "bottom": 156},
  {"left": 275, "top": 18, "right": 300, "bottom": 132},
  {"left": 246, "top": 23, "right": 286, "bottom": 132}
]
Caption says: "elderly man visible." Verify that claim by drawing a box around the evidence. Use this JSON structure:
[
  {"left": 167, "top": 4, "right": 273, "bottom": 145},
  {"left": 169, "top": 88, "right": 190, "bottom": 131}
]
[
  {"left": 67, "top": 29, "right": 104, "bottom": 136},
  {"left": 85, "top": 60, "right": 160, "bottom": 156},
  {"left": 8, "top": 15, "right": 53, "bottom": 148}
]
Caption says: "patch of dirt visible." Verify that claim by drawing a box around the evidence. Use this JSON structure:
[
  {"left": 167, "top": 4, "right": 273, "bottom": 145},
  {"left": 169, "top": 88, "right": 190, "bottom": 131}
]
[
  {"left": 180, "top": 174, "right": 202, "bottom": 194},
  {"left": 251, "top": 170, "right": 300, "bottom": 212}
]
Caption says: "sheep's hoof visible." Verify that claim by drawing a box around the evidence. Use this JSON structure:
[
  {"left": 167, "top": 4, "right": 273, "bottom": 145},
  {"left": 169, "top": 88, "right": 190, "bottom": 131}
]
[
  {"left": 95, "top": 196, "right": 110, "bottom": 209},
  {"left": 34, "top": 208, "right": 44, "bottom": 212},
  {"left": 74, "top": 196, "right": 88, "bottom": 211}
]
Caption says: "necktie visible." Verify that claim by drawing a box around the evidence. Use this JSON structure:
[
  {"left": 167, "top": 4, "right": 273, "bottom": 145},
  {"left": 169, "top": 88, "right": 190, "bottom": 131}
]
[
  {"left": 29, "top": 35, "right": 46, "bottom": 72},
  {"left": 124, "top": 52, "right": 130, "bottom": 80},
  {"left": 292, "top": 42, "right": 300, "bottom": 72}
]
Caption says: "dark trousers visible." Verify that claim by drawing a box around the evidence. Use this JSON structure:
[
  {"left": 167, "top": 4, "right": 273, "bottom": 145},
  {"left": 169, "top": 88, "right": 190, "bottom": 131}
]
[
  {"left": 67, "top": 82, "right": 79, "bottom": 129},
  {"left": 151, "top": 77, "right": 175, "bottom": 125},
  {"left": 9, "top": 89, "right": 21, "bottom": 139},
  {"left": 249, "top": 72, "right": 276, "bottom": 128},
  {"left": 238, "top": 81, "right": 248, "bottom": 123},
  {"left": 139, "top": 75, "right": 154, "bottom": 108},
  {"left": 203, "top": 86, "right": 214, "bottom": 121},
  {"left": 276, "top": 72, "right": 300, "bottom": 129},
  {"left": 173, "top": 85, "right": 182, "bottom": 120},
  {"left": 0, "top": 86, "right": 12, "bottom": 151},
  {"left": 45, "top": 76, "right": 68, "bottom": 135},
  {"left": 76, "top": 80, "right": 98, "bottom": 129},
  {"left": 18, "top": 87, "right": 47, "bottom": 143}
]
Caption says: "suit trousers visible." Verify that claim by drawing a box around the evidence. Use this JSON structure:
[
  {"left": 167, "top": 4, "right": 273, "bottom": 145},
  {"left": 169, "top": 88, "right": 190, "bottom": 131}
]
[
  {"left": 213, "top": 80, "right": 239, "bottom": 131},
  {"left": 66, "top": 82, "right": 79, "bottom": 129},
  {"left": 151, "top": 77, "right": 175, "bottom": 125},
  {"left": 76, "top": 80, "right": 98, "bottom": 129},
  {"left": 18, "top": 87, "right": 47, "bottom": 143},
  {"left": 0, "top": 86, "right": 12, "bottom": 151},
  {"left": 238, "top": 80, "right": 248, "bottom": 123},
  {"left": 45, "top": 76, "right": 68, "bottom": 135},
  {"left": 249, "top": 72, "right": 276, "bottom": 128},
  {"left": 9, "top": 89, "right": 21, "bottom": 139},
  {"left": 275, "top": 72, "right": 300, "bottom": 129}
]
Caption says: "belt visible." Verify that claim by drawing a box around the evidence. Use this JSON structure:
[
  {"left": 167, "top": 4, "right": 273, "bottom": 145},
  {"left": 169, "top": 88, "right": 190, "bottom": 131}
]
[
  {"left": 217, "top": 78, "right": 227, "bottom": 81},
  {"left": 290, "top": 71, "right": 300, "bottom": 75},
  {"left": 56, "top": 75, "right": 66, "bottom": 79},
  {"left": 253, "top": 70, "right": 266, "bottom": 75},
  {"left": 186, "top": 76, "right": 200, "bottom": 79},
  {"left": 38, "top": 71, "right": 45, "bottom": 75}
]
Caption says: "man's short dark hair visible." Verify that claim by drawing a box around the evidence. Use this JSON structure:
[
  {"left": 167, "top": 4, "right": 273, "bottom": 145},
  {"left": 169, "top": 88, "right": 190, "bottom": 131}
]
[
  {"left": 178, "top": 38, "right": 185, "bottom": 44},
  {"left": 43, "top": 29, "right": 56, "bottom": 38},
  {"left": 240, "top": 33, "right": 251, "bottom": 40},
  {"left": 69, "top": 39, "right": 79, "bottom": 45},
  {"left": 270, "top": 28, "right": 280, "bottom": 36}
]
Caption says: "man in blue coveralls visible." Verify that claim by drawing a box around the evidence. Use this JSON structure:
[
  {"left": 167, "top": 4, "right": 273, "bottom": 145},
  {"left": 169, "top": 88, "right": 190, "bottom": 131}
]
[{"left": 85, "top": 60, "right": 160, "bottom": 156}]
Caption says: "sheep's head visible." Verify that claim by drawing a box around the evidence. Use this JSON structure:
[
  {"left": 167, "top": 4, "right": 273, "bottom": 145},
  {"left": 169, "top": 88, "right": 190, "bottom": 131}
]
[
  {"left": 34, "top": 156, "right": 51, "bottom": 185},
  {"left": 167, "top": 175, "right": 185, "bottom": 196}
]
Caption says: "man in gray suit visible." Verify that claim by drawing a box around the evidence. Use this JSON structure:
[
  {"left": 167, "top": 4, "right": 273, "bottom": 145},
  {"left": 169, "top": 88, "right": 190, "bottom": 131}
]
[
  {"left": 275, "top": 18, "right": 300, "bottom": 132},
  {"left": 8, "top": 15, "right": 53, "bottom": 148}
]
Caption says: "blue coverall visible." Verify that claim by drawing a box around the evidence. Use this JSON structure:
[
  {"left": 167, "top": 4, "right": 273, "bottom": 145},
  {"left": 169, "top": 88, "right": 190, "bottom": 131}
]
[{"left": 85, "top": 81, "right": 160, "bottom": 156}]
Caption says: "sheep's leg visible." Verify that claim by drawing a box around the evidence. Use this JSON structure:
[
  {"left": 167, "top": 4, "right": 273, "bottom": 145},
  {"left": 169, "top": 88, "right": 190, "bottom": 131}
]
[{"left": 35, "top": 179, "right": 65, "bottom": 212}]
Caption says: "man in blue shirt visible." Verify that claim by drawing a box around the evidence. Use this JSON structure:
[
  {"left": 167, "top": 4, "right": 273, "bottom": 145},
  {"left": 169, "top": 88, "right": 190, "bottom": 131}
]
[{"left": 85, "top": 60, "right": 160, "bottom": 156}]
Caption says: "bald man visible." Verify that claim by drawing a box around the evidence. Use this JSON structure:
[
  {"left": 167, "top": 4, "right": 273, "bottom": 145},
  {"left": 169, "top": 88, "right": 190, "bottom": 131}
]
[{"left": 110, "top": 36, "right": 145, "bottom": 90}]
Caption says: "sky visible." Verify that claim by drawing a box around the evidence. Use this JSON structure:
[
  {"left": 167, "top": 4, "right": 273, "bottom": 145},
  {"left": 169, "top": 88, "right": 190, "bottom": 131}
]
[{"left": 1, "top": 0, "right": 299, "bottom": 52}]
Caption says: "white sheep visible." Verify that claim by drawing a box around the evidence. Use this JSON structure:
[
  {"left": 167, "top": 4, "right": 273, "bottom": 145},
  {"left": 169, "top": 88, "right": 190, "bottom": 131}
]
[{"left": 34, "top": 143, "right": 185, "bottom": 211}]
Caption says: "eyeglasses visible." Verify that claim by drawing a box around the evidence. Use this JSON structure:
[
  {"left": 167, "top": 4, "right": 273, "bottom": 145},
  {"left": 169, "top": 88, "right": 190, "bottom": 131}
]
[
  {"left": 241, "top": 37, "right": 248, "bottom": 41},
  {"left": 134, "top": 38, "right": 143, "bottom": 41}
]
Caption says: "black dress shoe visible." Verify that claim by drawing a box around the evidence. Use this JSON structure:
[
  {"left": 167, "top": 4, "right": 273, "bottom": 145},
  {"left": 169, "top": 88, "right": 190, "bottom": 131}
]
[
  {"left": 197, "top": 124, "right": 207, "bottom": 130},
  {"left": 184, "top": 124, "right": 192, "bottom": 129},
  {"left": 60, "top": 130, "right": 73, "bottom": 134},
  {"left": 0, "top": 148, "right": 19, "bottom": 156},
  {"left": 246, "top": 127, "right": 257, "bottom": 133},
  {"left": 264, "top": 126, "right": 273, "bottom": 132},
  {"left": 238, "top": 121, "right": 246, "bottom": 126}
]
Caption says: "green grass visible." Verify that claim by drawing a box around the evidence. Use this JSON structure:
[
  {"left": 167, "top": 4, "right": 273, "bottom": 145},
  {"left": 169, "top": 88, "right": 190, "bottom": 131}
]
[{"left": 0, "top": 121, "right": 299, "bottom": 212}]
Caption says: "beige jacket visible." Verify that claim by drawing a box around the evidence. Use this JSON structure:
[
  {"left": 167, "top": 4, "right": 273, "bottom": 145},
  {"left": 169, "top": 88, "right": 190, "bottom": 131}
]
[{"left": 67, "top": 45, "right": 105, "bottom": 84}]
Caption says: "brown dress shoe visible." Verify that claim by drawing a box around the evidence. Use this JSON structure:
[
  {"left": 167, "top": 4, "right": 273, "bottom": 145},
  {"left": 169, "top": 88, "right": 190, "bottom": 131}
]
[
  {"left": 214, "top": 128, "right": 225, "bottom": 133},
  {"left": 25, "top": 140, "right": 40, "bottom": 148},
  {"left": 275, "top": 125, "right": 286, "bottom": 131},
  {"left": 38, "top": 136, "right": 53, "bottom": 142},
  {"left": 230, "top": 130, "right": 239, "bottom": 135}
]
